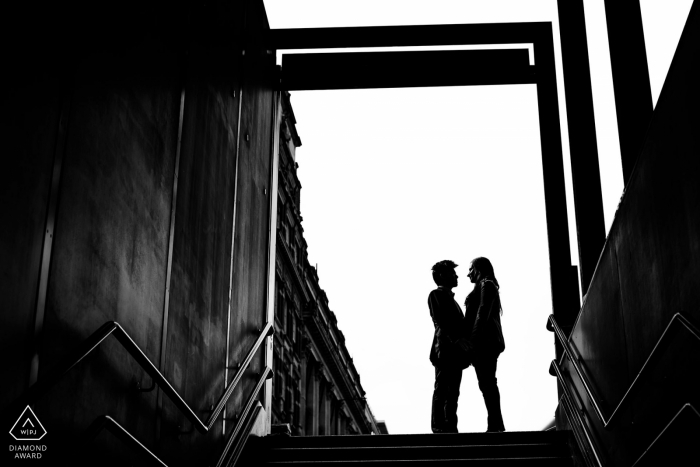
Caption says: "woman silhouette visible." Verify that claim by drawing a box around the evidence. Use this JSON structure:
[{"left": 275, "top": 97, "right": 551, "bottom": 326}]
[{"left": 464, "top": 257, "right": 506, "bottom": 432}]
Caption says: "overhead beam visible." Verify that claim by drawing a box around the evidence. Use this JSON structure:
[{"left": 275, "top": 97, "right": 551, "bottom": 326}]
[
  {"left": 270, "top": 22, "right": 581, "bottom": 347},
  {"left": 281, "top": 49, "right": 534, "bottom": 91},
  {"left": 267, "top": 22, "right": 548, "bottom": 50}
]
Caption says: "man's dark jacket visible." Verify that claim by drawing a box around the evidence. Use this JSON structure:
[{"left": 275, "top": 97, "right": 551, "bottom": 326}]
[
  {"left": 428, "top": 287, "right": 467, "bottom": 369},
  {"left": 463, "top": 279, "right": 505, "bottom": 357}
]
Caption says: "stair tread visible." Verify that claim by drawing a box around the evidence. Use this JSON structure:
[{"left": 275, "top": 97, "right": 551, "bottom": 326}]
[
  {"left": 243, "top": 430, "right": 574, "bottom": 466},
  {"left": 262, "top": 431, "right": 569, "bottom": 449},
  {"left": 270, "top": 443, "right": 563, "bottom": 450},
  {"left": 263, "top": 456, "right": 572, "bottom": 464},
  {"left": 266, "top": 443, "right": 569, "bottom": 460}
]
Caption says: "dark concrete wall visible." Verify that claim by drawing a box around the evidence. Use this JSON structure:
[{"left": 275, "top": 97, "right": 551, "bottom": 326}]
[
  {"left": 2, "top": 1, "right": 275, "bottom": 465},
  {"left": 37, "top": 45, "right": 181, "bottom": 457},
  {"left": 1, "top": 82, "right": 62, "bottom": 412},
  {"left": 561, "top": 4, "right": 700, "bottom": 465}
]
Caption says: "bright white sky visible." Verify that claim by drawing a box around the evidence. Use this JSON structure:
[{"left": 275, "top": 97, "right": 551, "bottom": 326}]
[{"left": 263, "top": 0, "right": 693, "bottom": 435}]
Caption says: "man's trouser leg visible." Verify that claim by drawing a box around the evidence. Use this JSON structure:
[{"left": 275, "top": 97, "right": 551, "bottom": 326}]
[{"left": 431, "top": 366, "right": 463, "bottom": 433}]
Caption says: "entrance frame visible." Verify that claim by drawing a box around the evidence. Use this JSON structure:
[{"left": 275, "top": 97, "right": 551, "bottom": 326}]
[{"left": 266, "top": 22, "right": 581, "bottom": 327}]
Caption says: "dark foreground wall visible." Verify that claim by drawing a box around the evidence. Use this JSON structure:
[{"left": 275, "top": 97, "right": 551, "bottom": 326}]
[
  {"left": 1, "top": 1, "right": 276, "bottom": 465},
  {"left": 558, "top": 3, "right": 699, "bottom": 465}
]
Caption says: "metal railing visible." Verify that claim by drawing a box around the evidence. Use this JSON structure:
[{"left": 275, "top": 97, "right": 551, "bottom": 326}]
[
  {"left": 550, "top": 362, "right": 603, "bottom": 467},
  {"left": 216, "top": 367, "right": 270, "bottom": 467},
  {"left": 9, "top": 320, "right": 273, "bottom": 465},
  {"left": 631, "top": 403, "right": 700, "bottom": 467},
  {"left": 548, "top": 312, "right": 699, "bottom": 429},
  {"left": 83, "top": 415, "right": 167, "bottom": 467}
]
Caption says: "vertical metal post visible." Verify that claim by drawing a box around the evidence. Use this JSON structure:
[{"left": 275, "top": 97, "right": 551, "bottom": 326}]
[
  {"left": 159, "top": 87, "right": 186, "bottom": 375},
  {"left": 534, "top": 24, "right": 580, "bottom": 332},
  {"left": 556, "top": 0, "right": 607, "bottom": 295},
  {"left": 29, "top": 91, "right": 71, "bottom": 387},
  {"left": 223, "top": 48, "right": 246, "bottom": 435},
  {"left": 155, "top": 85, "right": 186, "bottom": 444},
  {"left": 263, "top": 82, "right": 283, "bottom": 435},
  {"left": 603, "top": 0, "right": 654, "bottom": 184}
]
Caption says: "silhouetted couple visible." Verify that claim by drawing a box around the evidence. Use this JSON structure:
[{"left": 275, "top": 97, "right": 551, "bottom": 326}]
[{"left": 428, "top": 258, "right": 506, "bottom": 433}]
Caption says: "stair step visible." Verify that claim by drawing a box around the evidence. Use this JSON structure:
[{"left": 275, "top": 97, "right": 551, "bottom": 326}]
[
  {"left": 262, "top": 431, "right": 569, "bottom": 449},
  {"left": 261, "top": 457, "right": 573, "bottom": 466},
  {"left": 266, "top": 443, "right": 569, "bottom": 461},
  {"left": 242, "top": 431, "right": 575, "bottom": 467}
]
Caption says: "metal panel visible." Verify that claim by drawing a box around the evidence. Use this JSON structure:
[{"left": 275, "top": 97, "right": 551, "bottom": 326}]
[
  {"left": 224, "top": 49, "right": 276, "bottom": 434},
  {"left": 613, "top": 0, "right": 700, "bottom": 375},
  {"left": 36, "top": 46, "right": 181, "bottom": 461},
  {"left": 160, "top": 48, "right": 242, "bottom": 462},
  {"left": 571, "top": 246, "right": 630, "bottom": 412}
]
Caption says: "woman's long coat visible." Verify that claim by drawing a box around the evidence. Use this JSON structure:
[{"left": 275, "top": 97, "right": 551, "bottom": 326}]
[{"left": 463, "top": 279, "right": 505, "bottom": 357}]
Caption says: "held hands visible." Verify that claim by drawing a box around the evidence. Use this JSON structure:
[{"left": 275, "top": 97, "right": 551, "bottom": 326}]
[{"left": 453, "top": 337, "right": 473, "bottom": 369}]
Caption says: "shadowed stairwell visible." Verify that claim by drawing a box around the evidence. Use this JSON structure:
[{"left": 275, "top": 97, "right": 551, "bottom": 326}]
[{"left": 4, "top": 1, "right": 699, "bottom": 466}]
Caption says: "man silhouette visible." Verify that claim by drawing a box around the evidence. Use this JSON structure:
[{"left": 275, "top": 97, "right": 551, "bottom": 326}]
[{"left": 428, "top": 260, "right": 468, "bottom": 433}]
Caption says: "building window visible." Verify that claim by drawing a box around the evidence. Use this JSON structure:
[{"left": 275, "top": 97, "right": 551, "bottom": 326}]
[
  {"left": 294, "top": 384, "right": 301, "bottom": 428},
  {"left": 276, "top": 292, "right": 287, "bottom": 333},
  {"left": 274, "top": 351, "right": 283, "bottom": 410},
  {"left": 276, "top": 290, "right": 284, "bottom": 326},
  {"left": 288, "top": 313, "right": 295, "bottom": 342},
  {"left": 280, "top": 362, "right": 287, "bottom": 410},
  {"left": 285, "top": 382, "right": 293, "bottom": 420},
  {"left": 274, "top": 285, "right": 278, "bottom": 318}
]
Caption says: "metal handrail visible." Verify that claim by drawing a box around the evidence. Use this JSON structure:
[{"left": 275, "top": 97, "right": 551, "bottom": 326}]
[
  {"left": 550, "top": 362, "right": 603, "bottom": 467},
  {"left": 548, "top": 312, "right": 700, "bottom": 429},
  {"left": 11, "top": 320, "right": 274, "bottom": 434},
  {"left": 631, "top": 403, "right": 699, "bottom": 467},
  {"left": 84, "top": 415, "right": 167, "bottom": 467},
  {"left": 211, "top": 321, "right": 274, "bottom": 431},
  {"left": 216, "top": 366, "right": 271, "bottom": 467}
]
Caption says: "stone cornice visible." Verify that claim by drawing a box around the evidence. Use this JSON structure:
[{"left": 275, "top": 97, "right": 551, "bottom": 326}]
[{"left": 281, "top": 91, "right": 302, "bottom": 148}]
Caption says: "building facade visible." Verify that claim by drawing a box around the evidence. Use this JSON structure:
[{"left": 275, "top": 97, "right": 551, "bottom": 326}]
[{"left": 271, "top": 92, "right": 384, "bottom": 436}]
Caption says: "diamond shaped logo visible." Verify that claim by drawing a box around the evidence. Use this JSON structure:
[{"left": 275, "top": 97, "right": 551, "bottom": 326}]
[{"left": 9, "top": 406, "right": 46, "bottom": 441}]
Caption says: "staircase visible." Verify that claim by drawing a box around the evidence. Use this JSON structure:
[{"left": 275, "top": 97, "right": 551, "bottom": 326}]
[{"left": 243, "top": 431, "right": 575, "bottom": 466}]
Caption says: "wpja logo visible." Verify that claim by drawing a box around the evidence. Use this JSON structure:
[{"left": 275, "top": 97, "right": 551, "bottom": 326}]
[{"left": 9, "top": 406, "right": 47, "bottom": 460}]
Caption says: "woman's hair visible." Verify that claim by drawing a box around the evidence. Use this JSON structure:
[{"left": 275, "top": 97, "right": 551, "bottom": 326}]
[{"left": 471, "top": 257, "right": 503, "bottom": 314}]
